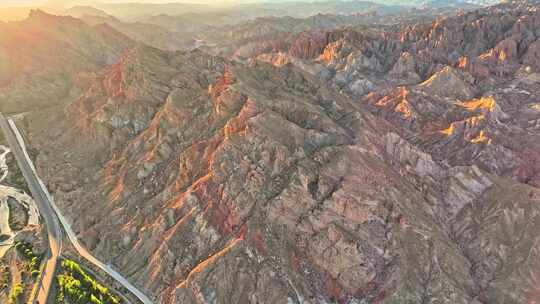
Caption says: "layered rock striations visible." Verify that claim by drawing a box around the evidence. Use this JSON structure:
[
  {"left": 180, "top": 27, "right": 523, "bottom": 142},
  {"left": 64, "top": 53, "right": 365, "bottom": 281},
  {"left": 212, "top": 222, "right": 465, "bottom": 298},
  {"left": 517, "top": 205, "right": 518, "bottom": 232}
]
[{"left": 14, "top": 1, "right": 540, "bottom": 303}]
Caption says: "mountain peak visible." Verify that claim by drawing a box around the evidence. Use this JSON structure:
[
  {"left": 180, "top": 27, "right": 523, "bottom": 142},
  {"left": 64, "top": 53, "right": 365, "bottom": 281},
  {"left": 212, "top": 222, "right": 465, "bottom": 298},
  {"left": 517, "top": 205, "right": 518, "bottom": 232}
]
[
  {"left": 27, "top": 9, "right": 54, "bottom": 20},
  {"left": 417, "top": 65, "right": 476, "bottom": 99}
]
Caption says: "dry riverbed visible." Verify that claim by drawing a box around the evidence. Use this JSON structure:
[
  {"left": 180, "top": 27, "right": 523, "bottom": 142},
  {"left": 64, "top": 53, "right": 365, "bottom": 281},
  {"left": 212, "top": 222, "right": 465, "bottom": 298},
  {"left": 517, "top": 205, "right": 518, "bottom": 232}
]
[
  {"left": 0, "top": 144, "right": 40, "bottom": 258},
  {"left": 0, "top": 139, "right": 44, "bottom": 303}
]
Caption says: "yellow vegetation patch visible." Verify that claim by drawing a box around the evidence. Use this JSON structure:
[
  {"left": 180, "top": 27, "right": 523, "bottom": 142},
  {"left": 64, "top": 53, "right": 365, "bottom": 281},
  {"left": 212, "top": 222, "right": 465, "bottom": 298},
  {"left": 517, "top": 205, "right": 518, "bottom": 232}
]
[{"left": 458, "top": 96, "right": 496, "bottom": 112}]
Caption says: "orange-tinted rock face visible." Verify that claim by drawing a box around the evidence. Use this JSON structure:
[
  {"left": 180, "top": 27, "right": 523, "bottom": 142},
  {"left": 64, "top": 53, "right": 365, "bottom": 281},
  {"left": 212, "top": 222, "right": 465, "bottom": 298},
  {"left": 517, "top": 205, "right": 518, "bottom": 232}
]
[
  {"left": 289, "top": 31, "right": 330, "bottom": 59},
  {"left": 103, "top": 60, "right": 127, "bottom": 99}
]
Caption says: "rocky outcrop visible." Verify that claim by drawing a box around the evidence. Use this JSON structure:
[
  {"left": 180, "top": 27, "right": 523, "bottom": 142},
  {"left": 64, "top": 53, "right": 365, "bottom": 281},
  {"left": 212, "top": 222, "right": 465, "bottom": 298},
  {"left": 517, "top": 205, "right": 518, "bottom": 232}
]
[
  {"left": 289, "top": 31, "right": 330, "bottom": 60},
  {"left": 389, "top": 52, "right": 421, "bottom": 84},
  {"left": 417, "top": 66, "right": 476, "bottom": 100}
]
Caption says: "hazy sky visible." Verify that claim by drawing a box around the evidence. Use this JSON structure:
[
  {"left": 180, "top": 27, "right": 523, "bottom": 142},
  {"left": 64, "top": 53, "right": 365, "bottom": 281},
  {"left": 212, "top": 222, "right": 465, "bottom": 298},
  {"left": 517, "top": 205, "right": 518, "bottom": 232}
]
[{"left": 0, "top": 0, "right": 253, "bottom": 7}]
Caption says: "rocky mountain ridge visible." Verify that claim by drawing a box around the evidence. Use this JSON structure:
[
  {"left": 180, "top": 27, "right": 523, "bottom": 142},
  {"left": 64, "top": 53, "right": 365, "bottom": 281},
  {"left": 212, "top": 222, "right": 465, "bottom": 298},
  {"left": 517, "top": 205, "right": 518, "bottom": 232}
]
[
  {"left": 5, "top": 1, "right": 540, "bottom": 303},
  {"left": 0, "top": 10, "right": 134, "bottom": 114}
]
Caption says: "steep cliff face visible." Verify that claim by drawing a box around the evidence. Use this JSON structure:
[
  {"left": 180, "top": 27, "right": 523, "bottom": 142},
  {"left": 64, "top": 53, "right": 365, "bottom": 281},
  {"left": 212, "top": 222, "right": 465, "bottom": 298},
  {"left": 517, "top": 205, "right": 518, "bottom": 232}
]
[{"left": 17, "top": 2, "right": 540, "bottom": 304}]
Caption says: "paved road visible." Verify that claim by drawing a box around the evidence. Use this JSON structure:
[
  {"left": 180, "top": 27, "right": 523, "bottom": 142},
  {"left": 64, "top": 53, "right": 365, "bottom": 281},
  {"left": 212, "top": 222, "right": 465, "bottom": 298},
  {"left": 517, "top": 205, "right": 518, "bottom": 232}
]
[
  {"left": 1, "top": 114, "right": 154, "bottom": 304},
  {"left": 0, "top": 113, "right": 62, "bottom": 304}
]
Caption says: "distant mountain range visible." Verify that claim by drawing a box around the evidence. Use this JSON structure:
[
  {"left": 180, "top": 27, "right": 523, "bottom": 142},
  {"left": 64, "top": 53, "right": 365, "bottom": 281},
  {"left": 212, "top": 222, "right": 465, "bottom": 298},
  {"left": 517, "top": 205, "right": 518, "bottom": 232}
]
[{"left": 0, "top": 0, "right": 504, "bottom": 22}]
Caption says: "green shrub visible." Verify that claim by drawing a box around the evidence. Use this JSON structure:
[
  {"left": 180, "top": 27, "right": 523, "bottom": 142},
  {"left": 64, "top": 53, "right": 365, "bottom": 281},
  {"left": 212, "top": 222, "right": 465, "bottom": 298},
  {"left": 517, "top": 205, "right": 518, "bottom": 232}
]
[
  {"left": 14, "top": 242, "right": 42, "bottom": 277},
  {"left": 56, "top": 260, "right": 121, "bottom": 304},
  {"left": 9, "top": 283, "right": 24, "bottom": 304}
]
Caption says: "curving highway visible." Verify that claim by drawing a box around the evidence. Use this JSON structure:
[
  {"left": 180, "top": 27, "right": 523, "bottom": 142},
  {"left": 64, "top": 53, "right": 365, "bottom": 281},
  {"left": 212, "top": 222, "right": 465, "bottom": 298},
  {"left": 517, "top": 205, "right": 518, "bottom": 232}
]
[
  {"left": 0, "top": 113, "right": 154, "bottom": 304},
  {"left": 0, "top": 113, "right": 62, "bottom": 304}
]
